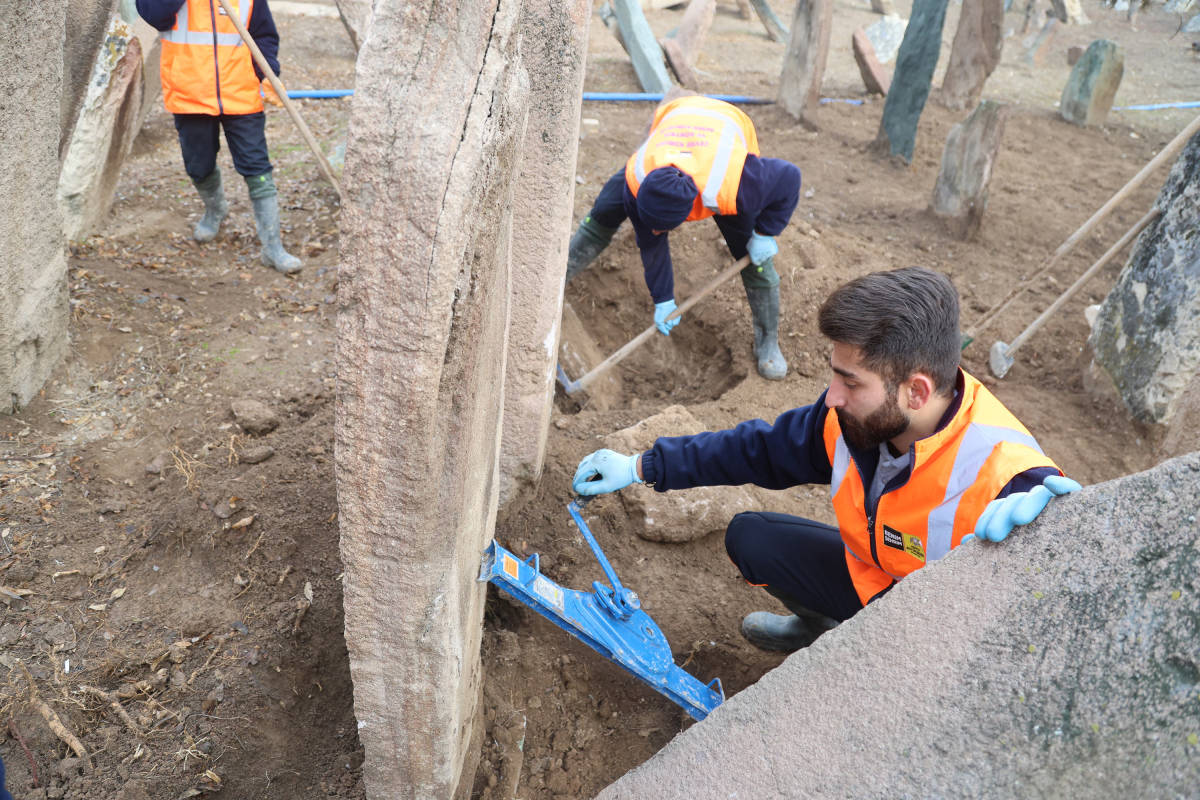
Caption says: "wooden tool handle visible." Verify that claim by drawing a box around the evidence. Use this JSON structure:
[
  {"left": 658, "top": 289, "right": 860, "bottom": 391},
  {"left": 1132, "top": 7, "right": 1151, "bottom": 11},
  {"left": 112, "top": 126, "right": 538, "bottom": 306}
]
[
  {"left": 574, "top": 255, "right": 751, "bottom": 393},
  {"left": 215, "top": 0, "right": 342, "bottom": 200}
]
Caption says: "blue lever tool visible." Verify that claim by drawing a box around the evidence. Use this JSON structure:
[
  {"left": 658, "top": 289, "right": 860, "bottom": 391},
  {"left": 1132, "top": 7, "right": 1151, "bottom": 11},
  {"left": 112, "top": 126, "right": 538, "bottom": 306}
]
[{"left": 478, "top": 499, "right": 724, "bottom": 721}]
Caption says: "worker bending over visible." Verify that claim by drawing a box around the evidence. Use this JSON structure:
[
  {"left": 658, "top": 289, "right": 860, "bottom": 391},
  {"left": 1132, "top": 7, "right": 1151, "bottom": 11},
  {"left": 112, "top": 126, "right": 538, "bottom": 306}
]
[
  {"left": 567, "top": 96, "right": 801, "bottom": 381},
  {"left": 572, "top": 268, "right": 1080, "bottom": 651},
  {"left": 137, "top": 0, "right": 302, "bottom": 273}
]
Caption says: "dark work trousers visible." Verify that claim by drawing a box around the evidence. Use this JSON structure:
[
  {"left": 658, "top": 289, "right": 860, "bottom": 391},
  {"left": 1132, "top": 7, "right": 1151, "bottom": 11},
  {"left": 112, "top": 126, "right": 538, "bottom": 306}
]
[
  {"left": 725, "top": 511, "right": 890, "bottom": 623},
  {"left": 586, "top": 170, "right": 779, "bottom": 289},
  {"left": 173, "top": 112, "right": 272, "bottom": 182}
]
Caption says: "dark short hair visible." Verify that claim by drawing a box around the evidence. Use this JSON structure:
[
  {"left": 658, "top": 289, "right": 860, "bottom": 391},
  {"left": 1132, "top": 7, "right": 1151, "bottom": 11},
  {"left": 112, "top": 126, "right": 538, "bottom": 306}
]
[{"left": 817, "top": 267, "right": 961, "bottom": 395}]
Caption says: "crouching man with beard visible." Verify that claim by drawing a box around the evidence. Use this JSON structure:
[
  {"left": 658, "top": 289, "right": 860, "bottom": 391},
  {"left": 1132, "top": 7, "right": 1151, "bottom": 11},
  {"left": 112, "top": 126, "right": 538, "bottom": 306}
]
[{"left": 571, "top": 267, "right": 1081, "bottom": 652}]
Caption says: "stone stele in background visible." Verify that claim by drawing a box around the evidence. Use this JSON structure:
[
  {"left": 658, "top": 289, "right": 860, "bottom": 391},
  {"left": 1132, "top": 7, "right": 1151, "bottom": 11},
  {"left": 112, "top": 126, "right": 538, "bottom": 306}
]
[
  {"left": 596, "top": 452, "right": 1200, "bottom": 800},
  {"left": 777, "top": 0, "right": 835, "bottom": 127},
  {"left": 604, "top": 406, "right": 760, "bottom": 543},
  {"left": 334, "top": 0, "right": 373, "bottom": 51},
  {"left": 1024, "top": 16, "right": 1060, "bottom": 66},
  {"left": 1051, "top": 0, "right": 1090, "bottom": 24},
  {"left": 864, "top": 14, "right": 907, "bottom": 64},
  {"left": 937, "top": 0, "right": 1004, "bottom": 110},
  {"left": 1088, "top": 131, "right": 1200, "bottom": 428},
  {"left": 874, "top": 0, "right": 950, "bottom": 163},
  {"left": 335, "top": 0, "right": 531, "bottom": 794},
  {"left": 931, "top": 100, "right": 1008, "bottom": 240},
  {"left": 852, "top": 26, "right": 891, "bottom": 95},
  {"left": 1059, "top": 39, "right": 1124, "bottom": 128},
  {"left": 58, "top": 13, "right": 145, "bottom": 240}
]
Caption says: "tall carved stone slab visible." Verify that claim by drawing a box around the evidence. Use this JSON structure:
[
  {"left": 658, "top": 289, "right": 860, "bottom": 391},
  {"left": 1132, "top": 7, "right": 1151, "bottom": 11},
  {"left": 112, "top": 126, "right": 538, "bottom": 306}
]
[
  {"left": 59, "top": 14, "right": 145, "bottom": 240},
  {"left": 498, "top": 0, "right": 591, "bottom": 506},
  {"left": 931, "top": 100, "right": 1008, "bottom": 240},
  {"left": 334, "top": 0, "right": 374, "bottom": 51},
  {"left": 1059, "top": 40, "right": 1124, "bottom": 128},
  {"left": 1, "top": 0, "right": 70, "bottom": 413},
  {"left": 597, "top": 452, "right": 1200, "bottom": 799},
  {"left": 874, "top": 0, "right": 950, "bottom": 162},
  {"left": 611, "top": 0, "right": 672, "bottom": 93},
  {"left": 335, "top": 0, "right": 530, "bottom": 795},
  {"left": 852, "top": 27, "right": 891, "bottom": 96},
  {"left": 778, "top": 0, "right": 834, "bottom": 127},
  {"left": 938, "top": 0, "right": 1004, "bottom": 110},
  {"left": 1088, "top": 131, "right": 1200, "bottom": 427},
  {"left": 62, "top": 0, "right": 121, "bottom": 161}
]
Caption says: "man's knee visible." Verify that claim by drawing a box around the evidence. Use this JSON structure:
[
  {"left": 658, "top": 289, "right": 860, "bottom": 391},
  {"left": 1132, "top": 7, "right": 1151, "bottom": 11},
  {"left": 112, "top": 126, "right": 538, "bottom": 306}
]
[{"left": 724, "top": 511, "right": 765, "bottom": 563}]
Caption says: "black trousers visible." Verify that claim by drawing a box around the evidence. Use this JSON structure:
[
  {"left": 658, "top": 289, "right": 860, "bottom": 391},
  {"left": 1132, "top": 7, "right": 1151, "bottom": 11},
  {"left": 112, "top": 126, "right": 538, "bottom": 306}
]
[
  {"left": 173, "top": 112, "right": 272, "bottom": 182},
  {"left": 725, "top": 511, "right": 886, "bottom": 623}
]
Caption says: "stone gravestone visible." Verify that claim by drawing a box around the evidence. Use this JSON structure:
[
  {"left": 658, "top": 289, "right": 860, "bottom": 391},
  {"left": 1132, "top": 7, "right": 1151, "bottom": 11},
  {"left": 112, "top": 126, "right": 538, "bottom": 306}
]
[
  {"left": 871, "top": 0, "right": 898, "bottom": 14},
  {"left": 1059, "top": 40, "right": 1124, "bottom": 128},
  {"left": 499, "top": 0, "right": 591, "bottom": 506},
  {"left": 1, "top": 0, "right": 71, "bottom": 413},
  {"left": 938, "top": 0, "right": 1005, "bottom": 110},
  {"left": 661, "top": 0, "right": 715, "bottom": 90},
  {"left": 875, "top": 0, "right": 951, "bottom": 163},
  {"left": 931, "top": 100, "right": 1008, "bottom": 240},
  {"left": 62, "top": 0, "right": 122, "bottom": 162},
  {"left": 852, "top": 27, "right": 891, "bottom": 95},
  {"left": 1088, "top": 131, "right": 1200, "bottom": 428},
  {"left": 335, "top": 0, "right": 530, "bottom": 796},
  {"left": 58, "top": 12, "right": 145, "bottom": 240},
  {"left": 334, "top": 0, "right": 374, "bottom": 51},
  {"left": 749, "top": 0, "right": 790, "bottom": 42},
  {"left": 1023, "top": 16, "right": 1060, "bottom": 66},
  {"left": 778, "top": 0, "right": 835, "bottom": 126},
  {"left": 865, "top": 14, "right": 907, "bottom": 63},
  {"left": 611, "top": 0, "right": 673, "bottom": 93},
  {"left": 1051, "top": 0, "right": 1089, "bottom": 23},
  {"left": 597, "top": 452, "right": 1200, "bottom": 800}
]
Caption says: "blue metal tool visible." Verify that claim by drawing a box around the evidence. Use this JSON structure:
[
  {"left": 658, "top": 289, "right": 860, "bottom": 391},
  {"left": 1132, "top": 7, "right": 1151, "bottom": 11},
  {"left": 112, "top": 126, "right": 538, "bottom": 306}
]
[{"left": 479, "top": 500, "right": 724, "bottom": 721}]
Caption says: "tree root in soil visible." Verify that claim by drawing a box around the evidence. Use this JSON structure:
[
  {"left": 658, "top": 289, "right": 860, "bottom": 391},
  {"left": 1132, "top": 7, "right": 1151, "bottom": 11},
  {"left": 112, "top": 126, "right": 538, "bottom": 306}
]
[
  {"left": 19, "top": 661, "right": 92, "bottom": 769},
  {"left": 7, "top": 717, "right": 39, "bottom": 787},
  {"left": 79, "top": 685, "right": 142, "bottom": 739}
]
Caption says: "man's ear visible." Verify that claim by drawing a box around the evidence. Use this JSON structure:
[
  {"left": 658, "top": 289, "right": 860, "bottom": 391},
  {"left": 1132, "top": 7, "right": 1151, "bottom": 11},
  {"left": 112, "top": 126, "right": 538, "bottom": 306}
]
[{"left": 903, "top": 373, "right": 937, "bottom": 411}]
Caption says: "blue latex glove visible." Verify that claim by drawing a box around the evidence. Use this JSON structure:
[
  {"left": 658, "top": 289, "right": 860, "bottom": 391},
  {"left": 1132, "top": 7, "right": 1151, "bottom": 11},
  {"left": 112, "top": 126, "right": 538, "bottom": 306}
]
[
  {"left": 572, "top": 449, "right": 644, "bottom": 496},
  {"left": 969, "top": 475, "right": 1082, "bottom": 543},
  {"left": 747, "top": 232, "right": 779, "bottom": 266},
  {"left": 654, "top": 299, "right": 680, "bottom": 336}
]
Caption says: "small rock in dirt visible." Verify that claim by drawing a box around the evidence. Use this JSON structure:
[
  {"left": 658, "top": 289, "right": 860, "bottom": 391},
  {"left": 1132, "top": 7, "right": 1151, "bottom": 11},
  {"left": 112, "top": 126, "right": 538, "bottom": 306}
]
[
  {"left": 145, "top": 451, "right": 170, "bottom": 474},
  {"left": 101, "top": 499, "right": 127, "bottom": 514},
  {"left": 494, "top": 630, "right": 521, "bottom": 661},
  {"left": 604, "top": 406, "right": 761, "bottom": 542},
  {"left": 306, "top": 445, "right": 326, "bottom": 456},
  {"left": 56, "top": 757, "right": 84, "bottom": 778},
  {"left": 170, "top": 668, "right": 187, "bottom": 690},
  {"left": 113, "top": 781, "right": 151, "bottom": 800},
  {"left": 0, "top": 623, "right": 19, "bottom": 647},
  {"left": 203, "top": 683, "right": 224, "bottom": 714},
  {"left": 231, "top": 399, "right": 281, "bottom": 435},
  {"left": 6, "top": 561, "right": 36, "bottom": 584},
  {"left": 240, "top": 445, "right": 276, "bottom": 464},
  {"left": 233, "top": 574, "right": 249, "bottom": 587}
]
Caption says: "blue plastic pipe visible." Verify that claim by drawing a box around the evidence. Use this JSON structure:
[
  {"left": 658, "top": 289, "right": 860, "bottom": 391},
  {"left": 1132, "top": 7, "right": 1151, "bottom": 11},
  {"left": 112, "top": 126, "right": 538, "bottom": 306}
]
[
  {"left": 1114, "top": 101, "right": 1200, "bottom": 111},
  {"left": 288, "top": 90, "right": 354, "bottom": 98},
  {"left": 285, "top": 90, "right": 871, "bottom": 107}
]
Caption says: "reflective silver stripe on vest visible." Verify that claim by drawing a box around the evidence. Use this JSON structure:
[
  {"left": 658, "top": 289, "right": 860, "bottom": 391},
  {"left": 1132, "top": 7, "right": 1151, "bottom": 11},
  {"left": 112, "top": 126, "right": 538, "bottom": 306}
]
[
  {"left": 635, "top": 107, "right": 747, "bottom": 209},
  {"left": 830, "top": 435, "right": 850, "bottom": 499},
  {"left": 161, "top": 0, "right": 249, "bottom": 47},
  {"left": 924, "top": 423, "right": 1047, "bottom": 562}
]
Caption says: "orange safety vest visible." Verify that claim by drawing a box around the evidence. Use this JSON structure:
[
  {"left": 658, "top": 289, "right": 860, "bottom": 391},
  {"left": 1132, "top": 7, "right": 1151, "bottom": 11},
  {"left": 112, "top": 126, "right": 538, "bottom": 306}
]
[
  {"left": 625, "top": 97, "right": 760, "bottom": 222},
  {"left": 160, "top": 0, "right": 263, "bottom": 116},
  {"left": 823, "top": 370, "right": 1062, "bottom": 605}
]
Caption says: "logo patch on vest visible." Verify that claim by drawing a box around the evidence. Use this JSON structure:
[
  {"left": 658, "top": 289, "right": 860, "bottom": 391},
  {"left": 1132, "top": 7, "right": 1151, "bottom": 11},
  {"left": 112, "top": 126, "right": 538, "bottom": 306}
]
[{"left": 882, "top": 525, "right": 926, "bottom": 563}]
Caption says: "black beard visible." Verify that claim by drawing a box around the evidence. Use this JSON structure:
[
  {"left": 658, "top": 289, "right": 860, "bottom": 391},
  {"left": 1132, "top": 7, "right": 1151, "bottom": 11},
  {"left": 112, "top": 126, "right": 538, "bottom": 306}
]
[{"left": 836, "top": 392, "right": 910, "bottom": 452}]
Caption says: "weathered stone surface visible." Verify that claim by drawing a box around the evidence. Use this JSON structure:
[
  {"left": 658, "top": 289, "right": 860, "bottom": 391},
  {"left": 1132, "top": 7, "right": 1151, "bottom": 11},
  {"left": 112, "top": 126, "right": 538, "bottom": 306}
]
[
  {"left": 1158, "top": 372, "right": 1200, "bottom": 462},
  {"left": 931, "top": 100, "right": 1008, "bottom": 240},
  {"left": 558, "top": 301, "right": 623, "bottom": 412},
  {"left": 1059, "top": 39, "right": 1124, "bottom": 128},
  {"left": 334, "top": 0, "right": 373, "bottom": 51},
  {"left": 231, "top": 399, "right": 280, "bottom": 435},
  {"left": 59, "top": 13, "right": 145, "bottom": 240},
  {"left": 1165, "top": 0, "right": 1196, "bottom": 12},
  {"left": 1, "top": 0, "right": 71, "bottom": 413},
  {"left": 239, "top": 445, "right": 275, "bottom": 465},
  {"left": 498, "top": 0, "right": 590, "bottom": 506},
  {"left": 749, "top": 0, "right": 789, "bottom": 42},
  {"left": 598, "top": 453, "right": 1200, "bottom": 800},
  {"left": 661, "top": 37, "right": 701, "bottom": 90},
  {"left": 778, "top": 0, "right": 834, "bottom": 126},
  {"left": 335, "top": 0, "right": 530, "bottom": 795},
  {"left": 603, "top": 406, "right": 761, "bottom": 543},
  {"left": 62, "top": 0, "right": 121, "bottom": 161},
  {"left": 1067, "top": 44, "right": 1085, "bottom": 65},
  {"left": 132, "top": 17, "right": 162, "bottom": 135},
  {"left": 937, "top": 0, "right": 1004, "bottom": 110},
  {"left": 871, "top": 0, "right": 898, "bottom": 14},
  {"left": 851, "top": 27, "right": 891, "bottom": 96},
  {"left": 865, "top": 14, "right": 907, "bottom": 64},
  {"left": 874, "top": 0, "right": 950, "bottom": 163},
  {"left": 1185, "top": 13, "right": 1200, "bottom": 33},
  {"left": 1023, "top": 17, "right": 1059, "bottom": 66},
  {"left": 662, "top": 0, "right": 714, "bottom": 89},
  {"left": 1051, "top": 0, "right": 1089, "bottom": 23},
  {"left": 611, "top": 0, "right": 673, "bottom": 93},
  {"left": 1021, "top": 0, "right": 1044, "bottom": 34},
  {"left": 1088, "top": 132, "right": 1200, "bottom": 427},
  {"left": 599, "top": 2, "right": 629, "bottom": 54}
]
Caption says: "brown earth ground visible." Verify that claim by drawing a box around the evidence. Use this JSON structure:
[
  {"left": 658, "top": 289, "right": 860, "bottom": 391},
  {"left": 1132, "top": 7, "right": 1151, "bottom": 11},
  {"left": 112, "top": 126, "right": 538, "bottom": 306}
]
[{"left": 1, "top": 1, "right": 1198, "bottom": 798}]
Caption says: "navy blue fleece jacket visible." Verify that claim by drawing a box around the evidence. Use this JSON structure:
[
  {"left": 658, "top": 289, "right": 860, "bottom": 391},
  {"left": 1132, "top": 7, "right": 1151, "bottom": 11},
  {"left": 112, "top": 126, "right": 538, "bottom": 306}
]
[
  {"left": 136, "top": 0, "right": 281, "bottom": 80},
  {"left": 639, "top": 372, "right": 1057, "bottom": 513},
  {"left": 627, "top": 155, "right": 801, "bottom": 303}
]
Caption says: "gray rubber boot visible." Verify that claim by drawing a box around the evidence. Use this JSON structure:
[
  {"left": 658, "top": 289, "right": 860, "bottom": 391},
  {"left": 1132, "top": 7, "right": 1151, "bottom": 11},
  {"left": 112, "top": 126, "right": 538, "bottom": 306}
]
[
  {"left": 745, "top": 284, "right": 788, "bottom": 381},
  {"left": 246, "top": 173, "right": 302, "bottom": 274},
  {"left": 565, "top": 215, "right": 619, "bottom": 283},
  {"left": 765, "top": 586, "right": 839, "bottom": 633},
  {"left": 192, "top": 167, "right": 229, "bottom": 243},
  {"left": 740, "top": 612, "right": 815, "bottom": 652}
]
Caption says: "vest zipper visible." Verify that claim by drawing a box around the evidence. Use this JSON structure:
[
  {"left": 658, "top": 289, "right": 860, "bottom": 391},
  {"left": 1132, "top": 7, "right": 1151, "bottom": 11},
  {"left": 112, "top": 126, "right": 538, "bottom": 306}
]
[
  {"left": 850, "top": 456, "right": 884, "bottom": 571},
  {"left": 208, "top": 0, "right": 225, "bottom": 115}
]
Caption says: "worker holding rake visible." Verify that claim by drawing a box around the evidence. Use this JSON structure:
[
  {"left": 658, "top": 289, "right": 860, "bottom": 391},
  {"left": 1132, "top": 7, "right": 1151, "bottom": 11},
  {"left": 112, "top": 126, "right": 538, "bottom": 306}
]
[
  {"left": 566, "top": 96, "right": 801, "bottom": 381},
  {"left": 573, "top": 268, "right": 1081, "bottom": 652},
  {"left": 137, "top": 0, "right": 302, "bottom": 273}
]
